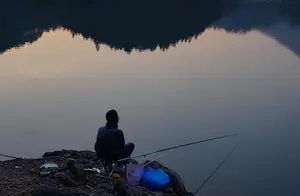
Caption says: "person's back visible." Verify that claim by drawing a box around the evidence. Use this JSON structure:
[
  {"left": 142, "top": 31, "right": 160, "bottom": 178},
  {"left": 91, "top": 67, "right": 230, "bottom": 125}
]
[
  {"left": 95, "top": 123, "right": 125, "bottom": 161},
  {"left": 94, "top": 110, "right": 134, "bottom": 163}
]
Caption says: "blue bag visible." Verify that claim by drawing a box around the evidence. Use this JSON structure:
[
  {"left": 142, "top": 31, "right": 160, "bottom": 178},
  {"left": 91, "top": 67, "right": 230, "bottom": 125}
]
[{"left": 141, "top": 166, "right": 170, "bottom": 191}]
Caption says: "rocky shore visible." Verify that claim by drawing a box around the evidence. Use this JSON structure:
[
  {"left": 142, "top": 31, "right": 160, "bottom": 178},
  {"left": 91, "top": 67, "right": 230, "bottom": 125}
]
[{"left": 0, "top": 150, "right": 191, "bottom": 196}]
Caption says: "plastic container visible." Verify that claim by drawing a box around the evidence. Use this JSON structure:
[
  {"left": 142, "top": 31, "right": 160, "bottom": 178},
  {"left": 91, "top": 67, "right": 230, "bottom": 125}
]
[
  {"left": 40, "top": 163, "right": 58, "bottom": 169},
  {"left": 92, "top": 167, "right": 102, "bottom": 175},
  {"left": 127, "top": 163, "right": 144, "bottom": 185},
  {"left": 39, "top": 163, "right": 59, "bottom": 176},
  {"left": 141, "top": 166, "right": 170, "bottom": 191}
]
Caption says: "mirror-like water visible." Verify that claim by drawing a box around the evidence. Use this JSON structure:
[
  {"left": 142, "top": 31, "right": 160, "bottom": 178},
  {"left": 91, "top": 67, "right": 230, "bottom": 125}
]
[{"left": 1, "top": 2, "right": 300, "bottom": 195}]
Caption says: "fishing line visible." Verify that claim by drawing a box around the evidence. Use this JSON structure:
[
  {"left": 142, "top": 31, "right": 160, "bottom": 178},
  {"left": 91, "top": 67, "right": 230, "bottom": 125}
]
[
  {"left": 143, "top": 149, "right": 176, "bottom": 167},
  {"left": 193, "top": 147, "right": 236, "bottom": 195}
]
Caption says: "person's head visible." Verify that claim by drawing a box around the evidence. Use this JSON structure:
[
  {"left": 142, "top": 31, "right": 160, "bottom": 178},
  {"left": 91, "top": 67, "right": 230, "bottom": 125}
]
[{"left": 106, "top": 109, "right": 119, "bottom": 124}]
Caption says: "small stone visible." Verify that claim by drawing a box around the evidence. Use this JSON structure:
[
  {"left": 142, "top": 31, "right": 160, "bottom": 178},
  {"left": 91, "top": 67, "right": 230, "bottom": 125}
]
[
  {"left": 67, "top": 158, "right": 76, "bottom": 164},
  {"left": 143, "top": 192, "right": 153, "bottom": 196},
  {"left": 30, "top": 168, "right": 38, "bottom": 174},
  {"left": 90, "top": 191, "right": 105, "bottom": 196},
  {"left": 64, "top": 153, "right": 72, "bottom": 158},
  {"left": 91, "top": 157, "right": 98, "bottom": 162},
  {"left": 55, "top": 172, "right": 78, "bottom": 186},
  {"left": 163, "top": 187, "right": 174, "bottom": 194}
]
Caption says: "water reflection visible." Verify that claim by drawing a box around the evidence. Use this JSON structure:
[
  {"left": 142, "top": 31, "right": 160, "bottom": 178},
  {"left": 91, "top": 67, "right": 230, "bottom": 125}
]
[
  {"left": 1, "top": 1, "right": 300, "bottom": 54},
  {"left": 1, "top": 27, "right": 300, "bottom": 195},
  {"left": 213, "top": 4, "right": 300, "bottom": 57},
  {"left": 0, "top": 0, "right": 225, "bottom": 53}
]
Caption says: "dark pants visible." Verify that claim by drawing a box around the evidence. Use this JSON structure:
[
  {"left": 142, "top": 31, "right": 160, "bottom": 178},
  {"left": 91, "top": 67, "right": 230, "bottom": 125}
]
[
  {"left": 95, "top": 142, "right": 135, "bottom": 165},
  {"left": 119, "top": 142, "right": 135, "bottom": 165}
]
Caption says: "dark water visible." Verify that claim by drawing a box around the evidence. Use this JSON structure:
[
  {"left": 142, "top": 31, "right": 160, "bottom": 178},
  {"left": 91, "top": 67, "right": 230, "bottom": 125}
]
[{"left": 1, "top": 1, "right": 300, "bottom": 195}]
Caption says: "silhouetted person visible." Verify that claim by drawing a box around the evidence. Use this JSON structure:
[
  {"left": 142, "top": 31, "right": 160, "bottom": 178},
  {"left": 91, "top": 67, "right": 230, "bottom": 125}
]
[{"left": 94, "top": 110, "right": 135, "bottom": 166}]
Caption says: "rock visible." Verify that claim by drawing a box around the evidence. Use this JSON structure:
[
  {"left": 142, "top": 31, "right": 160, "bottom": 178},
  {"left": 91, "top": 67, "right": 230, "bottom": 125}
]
[
  {"left": 81, "top": 159, "right": 90, "bottom": 164},
  {"left": 163, "top": 187, "right": 175, "bottom": 194},
  {"left": 1, "top": 150, "right": 187, "bottom": 196},
  {"left": 112, "top": 179, "right": 129, "bottom": 196},
  {"left": 64, "top": 154, "right": 72, "bottom": 158},
  {"left": 66, "top": 158, "right": 77, "bottom": 164},
  {"left": 142, "top": 193, "right": 152, "bottom": 196},
  {"left": 31, "top": 188, "right": 65, "bottom": 196},
  {"left": 66, "top": 162, "right": 87, "bottom": 183},
  {"left": 43, "top": 151, "right": 62, "bottom": 158},
  {"left": 31, "top": 188, "right": 86, "bottom": 196},
  {"left": 55, "top": 172, "right": 78, "bottom": 187},
  {"left": 86, "top": 152, "right": 97, "bottom": 159},
  {"left": 30, "top": 168, "right": 38, "bottom": 174},
  {"left": 88, "top": 191, "right": 105, "bottom": 196}
]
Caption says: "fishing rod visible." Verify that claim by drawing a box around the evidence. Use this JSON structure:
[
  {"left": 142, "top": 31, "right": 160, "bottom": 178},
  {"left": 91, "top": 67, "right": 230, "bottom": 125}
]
[
  {"left": 0, "top": 153, "right": 22, "bottom": 159},
  {"left": 118, "top": 133, "right": 238, "bottom": 162},
  {"left": 193, "top": 147, "right": 236, "bottom": 195}
]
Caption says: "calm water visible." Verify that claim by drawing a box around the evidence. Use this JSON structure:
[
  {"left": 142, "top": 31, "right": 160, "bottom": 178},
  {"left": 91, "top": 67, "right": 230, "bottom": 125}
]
[{"left": 1, "top": 2, "right": 300, "bottom": 196}]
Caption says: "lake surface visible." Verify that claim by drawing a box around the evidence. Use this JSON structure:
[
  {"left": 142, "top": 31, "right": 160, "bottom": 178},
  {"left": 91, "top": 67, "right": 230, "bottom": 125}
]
[{"left": 1, "top": 2, "right": 300, "bottom": 196}]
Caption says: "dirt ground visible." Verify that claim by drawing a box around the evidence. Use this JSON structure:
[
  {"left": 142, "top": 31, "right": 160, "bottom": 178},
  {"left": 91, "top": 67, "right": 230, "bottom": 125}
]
[{"left": 0, "top": 150, "right": 184, "bottom": 196}]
